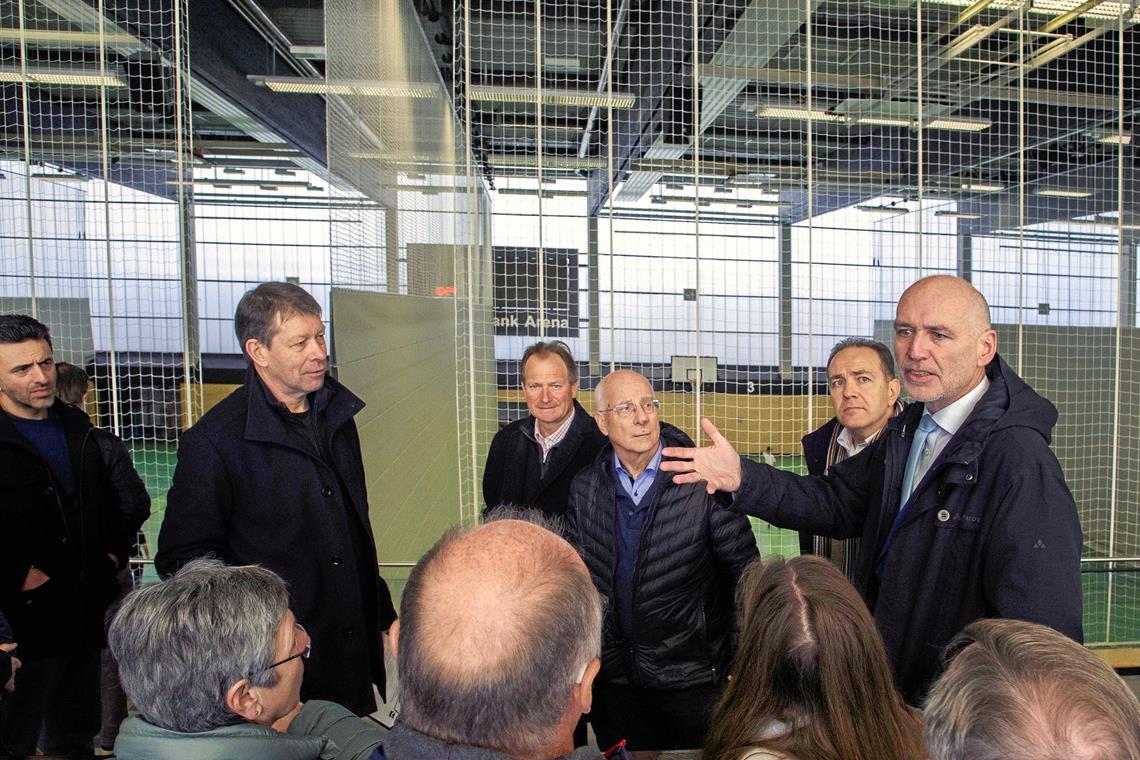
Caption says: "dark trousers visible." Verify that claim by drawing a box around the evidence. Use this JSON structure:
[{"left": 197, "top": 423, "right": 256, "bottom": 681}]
[
  {"left": 591, "top": 681, "right": 721, "bottom": 752},
  {"left": 0, "top": 650, "right": 100, "bottom": 759}
]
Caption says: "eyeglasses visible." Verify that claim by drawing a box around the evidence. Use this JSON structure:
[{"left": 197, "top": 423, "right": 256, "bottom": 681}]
[
  {"left": 249, "top": 623, "right": 311, "bottom": 678},
  {"left": 597, "top": 398, "right": 661, "bottom": 418}
]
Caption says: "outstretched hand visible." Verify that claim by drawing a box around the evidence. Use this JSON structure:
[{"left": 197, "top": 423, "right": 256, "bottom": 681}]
[{"left": 660, "top": 417, "right": 743, "bottom": 494}]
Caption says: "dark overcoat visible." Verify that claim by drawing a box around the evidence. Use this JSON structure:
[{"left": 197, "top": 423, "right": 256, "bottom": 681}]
[
  {"left": 156, "top": 370, "right": 397, "bottom": 715},
  {"left": 735, "top": 355, "right": 1083, "bottom": 703},
  {"left": 482, "top": 400, "right": 606, "bottom": 517},
  {"left": 0, "top": 400, "right": 126, "bottom": 657}
]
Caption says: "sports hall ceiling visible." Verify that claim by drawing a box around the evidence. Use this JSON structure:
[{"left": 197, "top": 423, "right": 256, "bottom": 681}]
[{"left": 1, "top": 0, "right": 1137, "bottom": 232}]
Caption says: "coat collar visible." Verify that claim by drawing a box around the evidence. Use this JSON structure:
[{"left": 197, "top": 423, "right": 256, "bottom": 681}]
[{"left": 242, "top": 366, "right": 365, "bottom": 447}]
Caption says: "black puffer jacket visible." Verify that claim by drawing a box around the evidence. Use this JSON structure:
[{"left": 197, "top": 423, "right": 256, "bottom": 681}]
[
  {"left": 566, "top": 423, "right": 758, "bottom": 690},
  {"left": 735, "top": 355, "right": 1083, "bottom": 703}
]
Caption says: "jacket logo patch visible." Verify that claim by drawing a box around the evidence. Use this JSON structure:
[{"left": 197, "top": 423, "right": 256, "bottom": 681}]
[{"left": 1033, "top": 539, "right": 1047, "bottom": 550}]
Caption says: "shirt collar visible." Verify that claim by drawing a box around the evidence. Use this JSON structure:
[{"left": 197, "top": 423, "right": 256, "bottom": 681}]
[
  {"left": 533, "top": 409, "right": 575, "bottom": 450},
  {"left": 835, "top": 423, "right": 886, "bottom": 458},
  {"left": 928, "top": 374, "right": 990, "bottom": 436},
  {"left": 614, "top": 442, "right": 664, "bottom": 482}
]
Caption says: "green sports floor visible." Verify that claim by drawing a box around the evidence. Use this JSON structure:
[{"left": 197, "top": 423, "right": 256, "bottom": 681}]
[{"left": 131, "top": 444, "right": 1139, "bottom": 646}]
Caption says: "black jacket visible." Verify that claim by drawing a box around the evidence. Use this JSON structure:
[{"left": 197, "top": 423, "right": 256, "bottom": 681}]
[
  {"left": 482, "top": 400, "right": 606, "bottom": 518},
  {"left": 92, "top": 427, "right": 151, "bottom": 542},
  {"left": 0, "top": 609, "right": 11, "bottom": 687},
  {"left": 0, "top": 401, "right": 127, "bottom": 657},
  {"left": 735, "top": 355, "right": 1083, "bottom": 703},
  {"left": 156, "top": 370, "right": 397, "bottom": 715},
  {"left": 566, "top": 423, "right": 758, "bottom": 690}
]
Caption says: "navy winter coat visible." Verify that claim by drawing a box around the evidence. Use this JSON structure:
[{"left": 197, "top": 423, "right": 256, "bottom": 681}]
[
  {"left": 482, "top": 400, "right": 606, "bottom": 518},
  {"left": 566, "top": 424, "right": 758, "bottom": 690},
  {"left": 735, "top": 355, "right": 1083, "bottom": 703},
  {"left": 156, "top": 370, "right": 397, "bottom": 716}
]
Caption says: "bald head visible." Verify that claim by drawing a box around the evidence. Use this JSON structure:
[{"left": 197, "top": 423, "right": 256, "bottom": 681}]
[
  {"left": 900, "top": 276, "right": 992, "bottom": 337},
  {"left": 894, "top": 276, "right": 998, "bottom": 413},
  {"left": 397, "top": 518, "right": 602, "bottom": 757}
]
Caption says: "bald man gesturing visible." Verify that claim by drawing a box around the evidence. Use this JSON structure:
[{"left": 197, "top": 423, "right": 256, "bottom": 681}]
[{"left": 662, "top": 276, "right": 1083, "bottom": 704}]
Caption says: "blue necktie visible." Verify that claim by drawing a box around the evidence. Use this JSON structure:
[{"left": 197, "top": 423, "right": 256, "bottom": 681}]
[{"left": 901, "top": 414, "right": 940, "bottom": 505}]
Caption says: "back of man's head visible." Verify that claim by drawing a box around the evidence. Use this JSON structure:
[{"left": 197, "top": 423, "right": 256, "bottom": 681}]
[
  {"left": 110, "top": 558, "right": 290, "bottom": 734},
  {"left": 54, "top": 361, "right": 89, "bottom": 406},
  {"left": 396, "top": 516, "right": 602, "bottom": 758},
  {"left": 925, "top": 618, "right": 1140, "bottom": 760}
]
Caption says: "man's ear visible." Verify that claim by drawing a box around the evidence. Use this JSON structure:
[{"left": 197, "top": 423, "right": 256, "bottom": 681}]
[
  {"left": 225, "top": 678, "right": 263, "bottom": 722},
  {"left": 387, "top": 618, "right": 400, "bottom": 657},
  {"left": 594, "top": 413, "right": 609, "bottom": 437},
  {"left": 888, "top": 377, "right": 900, "bottom": 406},
  {"left": 977, "top": 328, "right": 998, "bottom": 366},
  {"left": 245, "top": 338, "right": 268, "bottom": 368},
  {"left": 572, "top": 657, "right": 601, "bottom": 715}
]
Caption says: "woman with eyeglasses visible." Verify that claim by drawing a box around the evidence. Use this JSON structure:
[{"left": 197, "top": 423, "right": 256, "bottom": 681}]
[
  {"left": 107, "top": 558, "right": 385, "bottom": 760},
  {"left": 703, "top": 556, "right": 923, "bottom": 760}
]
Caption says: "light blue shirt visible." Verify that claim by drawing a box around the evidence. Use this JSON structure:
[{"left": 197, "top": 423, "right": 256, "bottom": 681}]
[{"left": 614, "top": 443, "right": 664, "bottom": 506}]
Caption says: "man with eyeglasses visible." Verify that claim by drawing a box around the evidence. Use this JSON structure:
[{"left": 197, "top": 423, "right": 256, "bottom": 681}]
[
  {"left": 565, "top": 370, "right": 757, "bottom": 753},
  {"left": 483, "top": 340, "right": 606, "bottom": 519},
  {"left": 110, "top": 558, "right": 385, "bottom": 760}
]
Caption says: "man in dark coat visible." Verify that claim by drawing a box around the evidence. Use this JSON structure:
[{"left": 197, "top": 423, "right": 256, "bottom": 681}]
[
  {"left": 799, "top": 338, "right": 902, "bottom": 581},
  {"left": 483, "top": 340, "right": 605, "bottom": 518},
  {"left": 662, "top": 276, "right": 1083, "bottom": 705},
  {"left": 566, "top": 370, "right": 757, "bottom": 752},
  {"left": 0, "top": 314, "right": 131, "bottom": 758},
  {"left": 156, "top": 282, "right": 397, "bottom": 717}
]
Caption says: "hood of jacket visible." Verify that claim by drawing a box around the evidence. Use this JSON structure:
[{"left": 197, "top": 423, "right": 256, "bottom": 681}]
[
  {"left": 113, "top": 716, "right": 336, "bottom": 760},
  {"left": 951, "top": 353, "right": 1057, "bottom": 446}
]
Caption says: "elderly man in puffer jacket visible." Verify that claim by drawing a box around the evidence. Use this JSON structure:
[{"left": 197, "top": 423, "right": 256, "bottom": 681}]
[{"left": 566, "top": 370, "right": 758, "bottom": 753}]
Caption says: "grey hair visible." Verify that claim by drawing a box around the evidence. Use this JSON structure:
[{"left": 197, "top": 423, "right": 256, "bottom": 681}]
[
  {"left": 827, "top": 338, "right": 897, "bottom": 380},
  {"left": 398, "top": 512, "right": 603, "bottom": 756},
  {"left": 109, "top": 558, "right": 291, "bottom": 733},
  {"left": 234, "top": 281, "right": 321, "bottom": 353},
  {"left": 924, "top": 618, "right": 1140, "bottom": 760}
]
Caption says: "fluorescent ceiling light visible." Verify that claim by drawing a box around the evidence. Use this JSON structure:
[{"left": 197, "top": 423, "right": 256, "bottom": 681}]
[
  {"left": 496, "top": 187, "right": 588, "bottom": 198},
  {"left": 167, "top": 178, "right": 311, "bottom": 188},
  {"left": 857, "top": 116, "right": 914, "bottom": 127},
  {"left": 960, "top": 182, "right": 1005, "bottom": 191},
  {"left": 470, "top": 86, "right": 635, "bottom": 109},
  {"left": 1035, "top": 188, "right": 1092, "bottom": 198},
  {"left": 0, "top": 67, "right": 126, "bottom": 87},
  {"left": 926, "top": 117, "right": 991, "bottom": 131},
  {"left": 250, "top": 75, "right": 439, "bottom": 98},
  {"left": 1098, "top": 132, "right": 1132, "bottom": 145},
  {"left": 934, "top": 210, "right": 984, "bottom": 219},
  {"left": 856, "top": 204, "right": 908, "bottom": 216},
  {"left": 0, "top": 28, "right": 142, "bottom": 48},
  {"left": 755, "top": 106, "right": 845, "bottom": 123},
  {"left": 31, "top": 173, "right": 85, "bottom": 182},
  {"left": 489, "top": 153, "right": 608, "bottom": 170},
  {"left": 651, "top": 194, "right": 788, "bottom": 209}
]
